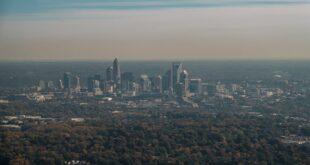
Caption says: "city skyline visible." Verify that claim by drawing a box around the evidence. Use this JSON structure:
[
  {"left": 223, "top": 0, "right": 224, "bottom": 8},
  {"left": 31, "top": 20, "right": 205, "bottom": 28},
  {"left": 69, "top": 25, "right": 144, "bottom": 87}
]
[
  {"left": 0, "top": 58, "right": 309, "bottom": 164},
  {"left": 1, "top": 0, "right": 310, "bottom": 61},
  {"left": 53, "top": 58, "right": 198, "bottom": 98},
  {"left": 0, "top": 1, "right": 310, "bottom": 163}
]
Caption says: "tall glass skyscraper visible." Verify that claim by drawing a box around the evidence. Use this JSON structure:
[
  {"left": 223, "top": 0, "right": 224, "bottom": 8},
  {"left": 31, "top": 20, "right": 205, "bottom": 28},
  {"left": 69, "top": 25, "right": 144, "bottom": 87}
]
[
  {"left": 171, "top": 62, "right": 183, "bottom": 94},
  {"left": 106, "top": 66, "right": 113, "bottom": 82},
  {"left": 112, "top": 58, "right": 121, "bottom": 85},
  {"left": 63, "top": 72, "right": 71, "bottom": 90}
]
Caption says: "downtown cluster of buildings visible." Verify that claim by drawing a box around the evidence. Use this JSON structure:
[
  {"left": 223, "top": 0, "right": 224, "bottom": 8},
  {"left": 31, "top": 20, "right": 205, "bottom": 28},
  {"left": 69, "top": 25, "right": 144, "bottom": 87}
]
[
  {"left": 30, "top": 58, "right": 309, "bottom": 108},
  {"left": 38, "top": 58, "right": 203, "bottom": 98}
]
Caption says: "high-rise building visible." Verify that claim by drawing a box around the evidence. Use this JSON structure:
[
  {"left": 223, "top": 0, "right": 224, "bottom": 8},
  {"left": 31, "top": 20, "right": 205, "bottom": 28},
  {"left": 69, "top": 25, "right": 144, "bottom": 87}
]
[
  {"left": 132, "top": 82, "right": 140, "bottom": 96},
  {"left": 216, "top": 82, "right": 226, "bottom": 94},
  {"left": 57, "top": 80, "right": 64, "bottom": 90},
  {"left": 180, "top": 70, "right": 189, "bottom": 97},
  {"left": 121, "top": 72, "right": 135, "bottom": 92},
  {"left": 104, "top": 82, "right": 115, "bottom": 94},
  {"left": 47, "top": 81, "right": 55, "bottom": 90},
  {"left": 112, "top": 58, "right": 121, "bottom": 84},
  {"left": 171, "top": 62, "right": 183, "bottom": 94},
  {"left": 230, "top": 84, "right": 239, "bottom": 93},
  {"left": 63, "top": 72, "right": 71, "bottom": 90},
  {"left": 206, "top": 84, "right": 216, "bottom": 97},
  {"left": 162, "top": 70, "right": 171, "bottom": 93},
  {"left": 175, "top": 83, "right": 184, "bottom": 97},
  {"left": 94, "top": 74, "right": 105, "bottom": 89},
  {"left": 139, "top": 74, "right": 151, "bottom": 93},
  {"left": 94, "top": 74, "right": 101, "bottom": 81},
  {"left": 201, "top": 83, "right": 208, "bottom": 96},
  {"left": 72, "top": 76, "right": 81, "bottom": 92},
  {"left": 189, "top": 78, "right": 202, "bottom": 95},
  {"left": 106, "top": 66, "right": 113, "bottom": 82},
  {"left": 93, "top": 80, "right": 100, "bottom": 89},
  {"left": 38, "top": 80, "right": 46, "bottom": 91},
  {"left": 154, "top": 75, "right": 163, "bottom": 94},
  {"left": 87, "top": 76, "right": 102, "bottom": 94},
  {"left": 87, "top": 76, "right": 94, "bottom": 92},
  {"left": 92, "top": 80, "right": 103, "bottom": 95}
]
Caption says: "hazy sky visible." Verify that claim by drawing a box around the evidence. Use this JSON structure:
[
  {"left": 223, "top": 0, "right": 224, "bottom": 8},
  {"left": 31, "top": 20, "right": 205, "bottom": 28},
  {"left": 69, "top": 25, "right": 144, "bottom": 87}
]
[{"left": 0, "top": 0, "right": 310, "bottom": 61}]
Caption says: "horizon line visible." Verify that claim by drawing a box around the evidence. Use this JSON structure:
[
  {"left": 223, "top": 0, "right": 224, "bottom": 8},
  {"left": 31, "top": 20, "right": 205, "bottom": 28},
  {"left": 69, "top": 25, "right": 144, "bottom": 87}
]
[{"left": 1, "top": 58, "right": 310, "bottom": 63}]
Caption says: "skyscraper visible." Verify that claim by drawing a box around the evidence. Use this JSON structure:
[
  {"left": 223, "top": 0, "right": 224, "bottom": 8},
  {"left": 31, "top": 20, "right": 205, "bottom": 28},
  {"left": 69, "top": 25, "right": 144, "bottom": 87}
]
[
  {"left": 206, "top": 84, "right": 217, "bottom": 97},
  {"left": 106, "top": 66, "right": 113, "bottom": 82},
  {"left": 180, "top": 70, "right": 189, "bottom": 97},
  {"left": 63, "top": 72, "right": 71, "bottom": 90},
  {"left": 175, "top": 82, "right": 184, "bottom": 98},
  {"left": 92, "top": 79, "right": 103, "bottom": 95},
  {"left": 38, "top": 80, "right": 45, "bottom": 91},
  {"left": 57, "top": 79, "right": 64, "bottom": 90},
  {"left": 139, "top": 74, "right": 151, "bottom": 93},
  {"left": 47, "top": 81, "right": 55, "bottom": 90},
  {"left": 87, "top": 76, "right": 94, "bottom": 92},
  {"left": 180, "top": 70, "right": 189, "bottom": 88},
  {"left": 94, "top": 74, "right": 101, "bottom": 82},
  {"left": 171, "top": 62, "right": 183, "bottom": 94},
  {"left": 93, "top": 80, "right": 100, "bottom": 89},
  {"left": 112, "top": 58, "right": 121, "bottom": 85},
  {"left": 121, "top": 72, "right": 135, "bottom": 92},
  {"left": 154, "top": 75, "right": 163, "bottom": 94},
  {"left": 189, "top": 78, "right": 202, "bottom": 95},
  {"left": 72, "top": 76, "right": 81, "bottom": 92},
  {"left": 162, "top": 70, "right": 171, "bottom": 93},
  {"left": 94, "top": 74, "right": 106, "bottom": 89}
]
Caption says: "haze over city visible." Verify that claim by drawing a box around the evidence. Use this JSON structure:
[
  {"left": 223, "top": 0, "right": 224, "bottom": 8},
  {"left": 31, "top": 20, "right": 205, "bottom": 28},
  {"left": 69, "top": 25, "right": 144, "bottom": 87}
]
[
  {"left": 1, "top": 1, "right": 310, "bottom": 164},
  {"left": 0, "top": 0, "right": 310, "bottom": 61}
]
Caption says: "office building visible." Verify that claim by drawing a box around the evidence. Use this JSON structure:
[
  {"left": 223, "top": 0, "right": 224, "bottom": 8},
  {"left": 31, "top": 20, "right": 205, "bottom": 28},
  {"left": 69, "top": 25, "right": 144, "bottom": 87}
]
[
  {"left": 38, "top": 80, "right": 45, "bottom": 91},
  {"left": 162, "top": 70, "right": 171, "bottom": 93},
  {"left": 180, "top": 70, "right": 189, "bottom": 97},
  {"left": 153, "top": 75, "right": 163, "bottom": 94},
  {"left": 206, "top": 84, "right": 216, "bottom": 97},
  {"left": 112, "top": 58, "right": 121, "bottom": 84},
  {"left": 93, "top": 80, "right": 103, "bottom": 95},
  {"left": 93, "top": 80, "right": 100, "bottom": 89},
  {"left": 106, "top": 66, "right": 113, "bottom": 82},
  {"left": 72, "top": 76, "right": 81, "bottom": 92},
  {"left": 63, "top": 72, "right": 71, "bottom": 90},
  {"left": 57, "top": 80, "right": 64, "bottom": 90},
  {"left": 121, "top": 72, "right": 135, "bottom": 92},
  {"left": 94, "top": 74, "right": 101, "bottom": 82},
  {"left": 140, "top": 74, "right": 151, "bottom": 93},
  {"left": 189, "top": 78, "right": 202, "bottom": 95},
  {"left": 87, "top": 77, "right": 94, "bottom": 92},
  {"left": 171, "top": 62, "right": 183, "bottom": 93}
]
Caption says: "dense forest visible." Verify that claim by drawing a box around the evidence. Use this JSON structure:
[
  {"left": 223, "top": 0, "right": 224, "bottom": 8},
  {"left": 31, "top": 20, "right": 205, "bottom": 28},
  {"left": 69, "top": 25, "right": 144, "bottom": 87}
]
[{"left": 0, "top": 101, "right": 309, "bottom": 164}]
